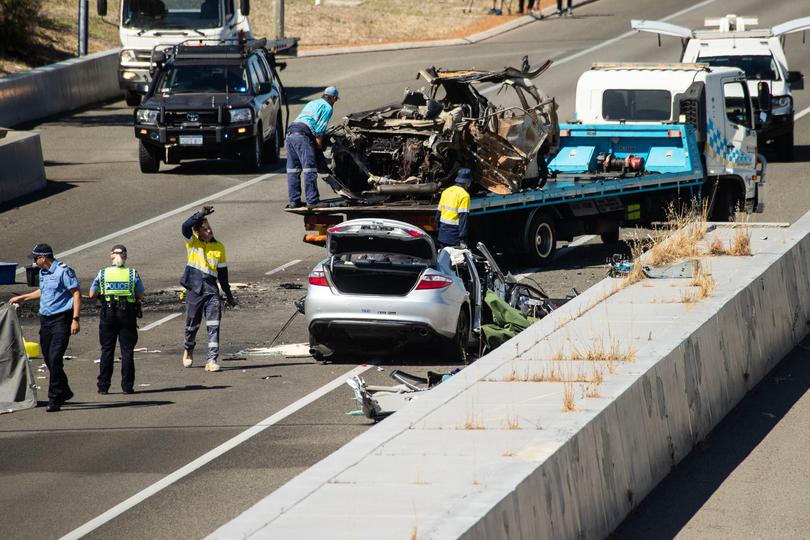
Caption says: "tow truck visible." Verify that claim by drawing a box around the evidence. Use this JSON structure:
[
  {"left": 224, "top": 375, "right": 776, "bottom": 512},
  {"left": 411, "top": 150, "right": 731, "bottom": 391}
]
[{"left": 288, "top": 62, "right": 767, "bottom": 266}]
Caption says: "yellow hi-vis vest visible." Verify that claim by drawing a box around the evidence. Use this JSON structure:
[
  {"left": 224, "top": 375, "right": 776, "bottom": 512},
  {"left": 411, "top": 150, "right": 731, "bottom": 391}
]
[
  {"left": 99, "top": 267, "right": 137, "bottom": 303},
  {"left": 438, "top": 185, "right": 470, "bottom": 226}
]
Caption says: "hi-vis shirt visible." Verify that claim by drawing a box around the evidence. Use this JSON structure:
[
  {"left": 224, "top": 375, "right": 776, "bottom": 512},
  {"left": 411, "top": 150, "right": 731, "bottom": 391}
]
[
  {"left": 180, "top": 213, "right": 228, "bottom": 295},
  {"left": 436, "top": 185, "right": 470, "bottom": 247}
]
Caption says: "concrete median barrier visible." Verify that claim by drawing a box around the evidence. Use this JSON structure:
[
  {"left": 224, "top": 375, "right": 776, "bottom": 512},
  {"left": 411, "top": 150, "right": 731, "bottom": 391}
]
[
  {"left": 208, "top": 215, "right": 810, "bottom": 539},
  {"left": 0, "top": 50, "right": 119, "bottom": 128},
  {"left": 0, "top": 131, "right": 46, "bottom": 204}
]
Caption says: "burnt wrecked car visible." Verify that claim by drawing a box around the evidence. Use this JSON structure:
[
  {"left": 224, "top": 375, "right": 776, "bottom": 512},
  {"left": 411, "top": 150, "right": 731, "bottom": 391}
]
[{"left": 325, "top": 58, "right": 560, "bottom": 200}]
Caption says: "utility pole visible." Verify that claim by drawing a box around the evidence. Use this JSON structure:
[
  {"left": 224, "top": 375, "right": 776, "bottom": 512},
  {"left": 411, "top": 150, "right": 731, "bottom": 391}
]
[
  {"left": 274, "top": 0, "right": 285, "bottom": 40},
  {"left": 77, "top": 0, "right": 89, "bottom": 56}
]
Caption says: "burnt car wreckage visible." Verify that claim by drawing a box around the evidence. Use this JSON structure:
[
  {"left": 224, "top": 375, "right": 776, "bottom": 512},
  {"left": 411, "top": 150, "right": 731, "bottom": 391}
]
[{"left": 324, "top": 58, "right": 560, "bottom": 201}]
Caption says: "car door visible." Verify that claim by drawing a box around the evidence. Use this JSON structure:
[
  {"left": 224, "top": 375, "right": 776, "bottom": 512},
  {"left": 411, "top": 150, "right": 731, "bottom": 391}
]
[
  {"left": 258, "top": 53, "right": 281, "bottom": 134},
  {"left": 247, "top": 55, "right": 271, "bottom": 140},
  {"left": 721, "top": 78, "right": 756, "bottom": 173}
]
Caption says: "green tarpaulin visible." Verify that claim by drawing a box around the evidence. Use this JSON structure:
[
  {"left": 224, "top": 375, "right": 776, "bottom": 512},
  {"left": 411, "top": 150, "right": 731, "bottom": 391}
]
[{"left": 479, "top": 289, "right": 536, "bottom": 349}]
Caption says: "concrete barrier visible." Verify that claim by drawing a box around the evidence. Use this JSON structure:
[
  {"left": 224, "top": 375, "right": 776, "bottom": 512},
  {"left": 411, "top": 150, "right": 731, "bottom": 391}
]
[
  {"left": 0, "top": 131, "right": 46, "bottom": 204},
  {"left": 0, "top": 50, "right": 119, "bottom": 128},
  {"left": 208, "top": 215, "right": 810, "bottom": 539}
]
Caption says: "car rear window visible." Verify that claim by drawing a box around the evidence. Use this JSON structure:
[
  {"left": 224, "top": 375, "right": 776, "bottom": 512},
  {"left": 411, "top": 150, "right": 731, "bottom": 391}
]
[{"left": 602, "top": 89, "right": 672, "bottom": 121}]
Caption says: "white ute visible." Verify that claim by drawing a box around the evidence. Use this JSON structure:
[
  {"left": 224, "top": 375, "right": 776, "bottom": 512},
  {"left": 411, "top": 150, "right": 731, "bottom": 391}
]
[{"left": 632, "top": 14, "right": 809, "bottom": 161}]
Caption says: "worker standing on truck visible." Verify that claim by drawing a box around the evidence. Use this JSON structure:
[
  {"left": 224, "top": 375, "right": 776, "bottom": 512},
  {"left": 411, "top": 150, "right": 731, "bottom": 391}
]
[
  {"left": 88, "top": 245, "right": 145, "bottom": 395},
  {"left": 180, "top": 206, "right": 236, "bottom": 373},
  {"left": 436, "top": 168, "right": 472, "bottom": 249},
  {"left": 285, "top": 86, "right": 340, "bottom": 209}
]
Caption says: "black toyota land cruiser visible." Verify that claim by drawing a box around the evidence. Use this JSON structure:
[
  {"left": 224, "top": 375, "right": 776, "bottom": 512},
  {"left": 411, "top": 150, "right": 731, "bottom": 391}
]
[{"left": 134, "top": 38, "right": 287, "bottom": 173}]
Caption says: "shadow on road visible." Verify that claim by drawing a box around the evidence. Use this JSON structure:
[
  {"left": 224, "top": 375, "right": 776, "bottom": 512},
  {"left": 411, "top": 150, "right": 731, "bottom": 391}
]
[
  {"left": 132, "top": 384, "right": 231, "bottom": 394},
  {"left": 611, "top": 340, "right": 810, "bottom": 539},
  {"left": 41, "top": 400, "right": 174, "bottom": 411},
  {"left": 0, "top": 179, "right": 75, "bottom": 212}
]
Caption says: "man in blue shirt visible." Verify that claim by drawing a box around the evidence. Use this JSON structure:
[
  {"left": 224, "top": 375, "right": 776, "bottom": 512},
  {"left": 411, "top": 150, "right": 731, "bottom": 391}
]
[
  {"left": 89, "top": 245, "right": 145, "bottom": 395},
  {"left": 10, "top": 243, "right": 81, "bottom": 412},
  {"left": 285, "top": 86, "right": 339, "bottom": 208}
]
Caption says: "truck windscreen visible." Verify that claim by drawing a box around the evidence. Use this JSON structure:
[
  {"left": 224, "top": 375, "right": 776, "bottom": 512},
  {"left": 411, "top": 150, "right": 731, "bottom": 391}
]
[
  {"left": 156, "top": 65, "right": 249, "bottom": 94},
  {"left": 123, "top": 0, "right": 222, "bottom": 30},
  {"left": 698, "top": 55, "right": 780, "bottom": 81},
  {"left": 602, "top": 89, "right": 671, "bottom": 121}
]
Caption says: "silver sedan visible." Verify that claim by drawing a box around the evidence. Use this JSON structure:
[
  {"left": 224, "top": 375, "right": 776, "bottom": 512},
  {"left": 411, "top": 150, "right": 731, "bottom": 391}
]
[{"left": 305, "top": 218, "right": 480, "bottom": 361}]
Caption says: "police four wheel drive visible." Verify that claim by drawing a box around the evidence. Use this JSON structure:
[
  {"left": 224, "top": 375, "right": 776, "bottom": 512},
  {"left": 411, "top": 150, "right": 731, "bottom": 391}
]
[{"left": 134, "top": 37, "right": 287, "bottom": 173}]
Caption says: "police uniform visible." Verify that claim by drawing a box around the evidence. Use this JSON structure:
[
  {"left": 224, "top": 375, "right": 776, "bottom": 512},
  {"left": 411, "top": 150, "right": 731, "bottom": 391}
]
[
  {"left": 436, "top": 169, "right": 472, "bottom": 248},
  {"left": 90, "top": 264, "right": 144, "bottom": 393},
  {"left": 38, "top": 258, "right": 80, "bottom": 404},
  {"left": 181, "top": 211, "right": 232, "bottom": 366}
]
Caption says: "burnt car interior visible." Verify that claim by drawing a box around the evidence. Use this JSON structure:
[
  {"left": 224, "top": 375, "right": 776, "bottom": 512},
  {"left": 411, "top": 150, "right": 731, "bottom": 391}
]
[{"left": 326, "top": 57, "right": 560, "bottom": 203}]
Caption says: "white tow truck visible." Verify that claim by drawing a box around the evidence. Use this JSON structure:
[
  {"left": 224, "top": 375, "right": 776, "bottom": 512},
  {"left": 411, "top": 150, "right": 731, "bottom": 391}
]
[
  {"left": 570, "top": 62, "right": 768, "bottom": 220},
  {"left": 96, "top": 0, "right": 296, "bottom": 106},
  {"left": 632, "top": 14, "right": 809, "bottom": 161}
]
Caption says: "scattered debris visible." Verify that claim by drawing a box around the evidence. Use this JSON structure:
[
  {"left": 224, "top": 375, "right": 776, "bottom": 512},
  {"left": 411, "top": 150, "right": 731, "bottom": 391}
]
[
  {"left": 642, "top": 259, "right": 700, "bottom": 279},
  {"left": 133, "top": 348, "right": 162, "bottom": 353},
  {"left": 240, "top": 343, "right": 312, "bottom": 358},
  {"left": 63, "top": 355, "right": 77, "bottom": 360},
  {"left": 278, "top": 283, "right": 303, "bottom": 290},
  {"left": 607, "top": 254, "right": 633, "bottom": 277},
  {"left": 347, "top": 368, "right": 460, "bottom": 421},
  {"left": 138, "top": 383, "right": 151, "bottom": 387}
]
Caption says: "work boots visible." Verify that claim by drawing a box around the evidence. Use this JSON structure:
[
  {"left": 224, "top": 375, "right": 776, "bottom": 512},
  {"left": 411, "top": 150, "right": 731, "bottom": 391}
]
[
  {"left": 205, "top": 361, "right": 221, "bottom": 372},
  {"left": 182, "top": 349, "right": 193, "bottom": 368}
]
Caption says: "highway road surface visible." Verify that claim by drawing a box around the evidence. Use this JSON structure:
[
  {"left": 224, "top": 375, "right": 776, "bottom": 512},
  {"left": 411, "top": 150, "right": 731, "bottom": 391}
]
[{"left": 1, "top": 0, "right": 809, "bottom": 538}]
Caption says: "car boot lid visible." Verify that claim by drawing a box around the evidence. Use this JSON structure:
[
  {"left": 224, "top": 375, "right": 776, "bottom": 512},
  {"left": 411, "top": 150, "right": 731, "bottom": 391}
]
[{"left": 327, "top": 219, "right": 437, "bottom": 263}]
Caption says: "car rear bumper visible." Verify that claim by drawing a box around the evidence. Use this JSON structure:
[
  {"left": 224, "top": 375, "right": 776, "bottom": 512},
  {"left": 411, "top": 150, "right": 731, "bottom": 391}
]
[{"left": 309, "top": 319, "right": 442, "bottom": 351}]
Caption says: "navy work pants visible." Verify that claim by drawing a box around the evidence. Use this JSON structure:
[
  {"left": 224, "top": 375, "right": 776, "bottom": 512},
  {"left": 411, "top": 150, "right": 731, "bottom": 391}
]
[
  {"left": 39, "top": 310, "right": 73, "bottom": 402},
  {"left": 286, "top": 133, "right": 320, "bottom": 206},
  {"left": 184, "top": 290, "right": 221, "bottom": 362},
  {"left": 98, "top": 309, "right": 138, "bottom": 393}
]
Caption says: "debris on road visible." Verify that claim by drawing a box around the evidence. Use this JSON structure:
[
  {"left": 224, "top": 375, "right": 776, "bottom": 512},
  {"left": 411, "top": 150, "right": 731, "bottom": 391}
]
[
  {"left": 133, "top": 348, "right": 162, "bottom": 353},
  {"left": 347, "top": 368, "right": 460, "bottom": 421},
  {"left": 240, "top": 343, "right": 312, "bottom": 358}
]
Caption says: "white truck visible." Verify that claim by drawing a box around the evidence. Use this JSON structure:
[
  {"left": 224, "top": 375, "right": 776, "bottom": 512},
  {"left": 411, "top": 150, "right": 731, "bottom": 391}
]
[
  {"left": 570, "top": 62, "right": 767, "bottom": 220},
  {"left": 632, "top": 14, "right": 809, "bottom": 161},
  {"left": 97, "top": 0, "right": 295, "bottom": 106}
]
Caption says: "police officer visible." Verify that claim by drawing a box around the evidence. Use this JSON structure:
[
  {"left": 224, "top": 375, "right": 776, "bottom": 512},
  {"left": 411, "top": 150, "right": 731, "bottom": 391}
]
[
  {"left": 10, "top": 244, "right": 80, "bottom": 412},
  {"left": 180, "top": 206, "right": 235, "bottom": 372},
  {"left": 285, "top": 86, "right": 339, "bottom": 209},
  {"left": 88, "top": 245, "right": 145, "bottom": 395},
  {"left": 436, "top": 168, "right": 473, "bottom": 249}
]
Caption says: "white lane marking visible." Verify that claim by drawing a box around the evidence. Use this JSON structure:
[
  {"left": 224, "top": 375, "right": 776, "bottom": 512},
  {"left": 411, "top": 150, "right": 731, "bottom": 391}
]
[
  {"left": 15, "top": 172, "right": 279, "bottom": 275},
  {"left": 265, "top": 259, "right": 303, "bottom": 276},
  {"left": 59, "top": 364, "right": 371, "bottom": 540},
  {"left": 481, "top": 0, "right": 719, "bottom": 95},
  {"left": 140, "top": 312, "right": 182, "bottom": 332},
  {"left": 795, "top": 106, "right": 810, "bottom": 121}
]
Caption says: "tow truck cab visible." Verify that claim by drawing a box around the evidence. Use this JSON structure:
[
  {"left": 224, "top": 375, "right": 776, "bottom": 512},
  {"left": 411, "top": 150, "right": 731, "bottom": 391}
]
[
  {"left": 632, "top": 14, "right": 810, "bottom": 161},
  {"left": 572, "top": 63, "right": 766, "bottom": 218}
]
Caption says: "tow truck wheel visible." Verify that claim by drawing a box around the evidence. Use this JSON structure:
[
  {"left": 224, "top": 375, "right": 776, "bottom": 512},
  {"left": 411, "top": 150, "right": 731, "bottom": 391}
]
[
  {"left": 124, "top": 90, "right": 141, "bottom": 107},
  {"left": 600, "top": 229, "right": 620, "bottom": 245},
  {"left": 522, "top": 212, "right": 558, "bottom": 266},
  {"left": 138, "top": 141, "right": 160, "bottom": 174},
  {"left": 711, "top": 184, "right": 739, "bottom": 222},
  {"left": 240, "top": 133, "right": 262, "bottom": 173}
]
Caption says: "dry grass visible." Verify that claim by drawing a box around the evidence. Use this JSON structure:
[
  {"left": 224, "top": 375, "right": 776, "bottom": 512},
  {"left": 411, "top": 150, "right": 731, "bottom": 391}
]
[
  {"left": 414, "top": 471, "right": 430, "bottom": 485},
  {"left": 463, "top": 409, "right": 485, "bottom": 430},
  {"left": 503, "top": 409, "right": 520, "bottom": 430},
  {"left": 3, "top": 0, "right": 559, "bottom": 75},
  {"left": 709, "top": 237, "right": 727, "bottom": 255},
  {"left": 562, "top": 381, "right": 576, "bottom": 412},
  {"left": 681, "top": 261, "right": 715, "bottom": 303},
  {"left": 502, "top": 448, "right": 515, "bottom": 457},
  {"left": 409, "top": 528, "right": 418, "bottom": 540},
  {"left": 729, "top": 226, "right": 752, "bottom": 256}
]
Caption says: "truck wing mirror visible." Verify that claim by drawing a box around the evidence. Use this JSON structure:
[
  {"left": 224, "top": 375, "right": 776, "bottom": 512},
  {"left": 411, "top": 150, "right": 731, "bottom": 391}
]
[
  {"left": 258, "top": 82, "right": 273, "bottom": 94},
  {"left": 788, "top": 71, "right": 804, "bottom": 90},
  {"left": 240, "top": 0, "right": 250, "bottom": 16},
  {"left": 97, "top": 0, "right": 107, "bottom": 17},
  {"left": 757, "top": 81, "right": 772, "bottom": 112}
]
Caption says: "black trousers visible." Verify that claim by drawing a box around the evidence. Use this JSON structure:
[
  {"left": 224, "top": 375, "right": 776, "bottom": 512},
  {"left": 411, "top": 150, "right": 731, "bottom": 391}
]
[
  {"left": 98, "top": 312, "right": 138, "bottom": 392},
  {"left": 40, "top": 310, "right": 73, "bottom": 401},
  {"left": 518, "top": 0, "right": 535, "bottom": 11},
  {"left": 557, "top": 0, "right": 572, "bottom": 9}
]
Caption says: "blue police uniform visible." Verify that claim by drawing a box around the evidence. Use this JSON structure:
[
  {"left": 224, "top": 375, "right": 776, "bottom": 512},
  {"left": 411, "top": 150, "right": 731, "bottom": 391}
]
[
  {"left": 90, "top": 266, "right": 145, "bottom": 393},
  {"left": 38, "top": 259, "right": 80, "bottom": 403},
  {"left": 286, "top": 97, "right": 335, "bottom": 206}
]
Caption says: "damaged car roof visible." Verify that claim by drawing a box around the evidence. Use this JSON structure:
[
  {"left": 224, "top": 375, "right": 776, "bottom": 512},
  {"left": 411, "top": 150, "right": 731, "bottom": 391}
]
[{"left": 419, "top": 59, "right": 553, "bottom": 85}]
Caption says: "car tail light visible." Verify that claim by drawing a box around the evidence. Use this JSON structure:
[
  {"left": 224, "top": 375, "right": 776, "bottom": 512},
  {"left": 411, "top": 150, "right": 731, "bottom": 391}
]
[
  {"left": 308, "top": 270, "right": 329, "bottom": 286},
  {"left": 667, "top": 129, "right": 681, "bottom": 137},
  {"left": 405, "top": 229, "right": 423, "bottom": 237},
  {"left": 328, "top": 225, "right": 346, "bottom": 234},
  {"left": 415, "top": 274, "right": 453, "bottom": 290}
]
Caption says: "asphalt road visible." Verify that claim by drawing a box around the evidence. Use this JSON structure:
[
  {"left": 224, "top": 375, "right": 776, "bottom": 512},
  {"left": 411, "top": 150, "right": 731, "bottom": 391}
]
[{"left": 1, "top": 0, "right": 810, "bottom": 538}]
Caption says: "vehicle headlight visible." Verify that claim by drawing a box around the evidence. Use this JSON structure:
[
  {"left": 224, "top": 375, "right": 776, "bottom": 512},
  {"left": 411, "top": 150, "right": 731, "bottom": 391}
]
[
  {"left": 229, "top": 108, "right": 252, "bottom": 123},
  {"left": 121, "top": 49, "right": 138, "bottom": 63},
  {"left": 771, "top": 95, "right": 792, "bottom": 110},
  {"left": 136, "top": 109, "right": 159, "bottom": 125}
]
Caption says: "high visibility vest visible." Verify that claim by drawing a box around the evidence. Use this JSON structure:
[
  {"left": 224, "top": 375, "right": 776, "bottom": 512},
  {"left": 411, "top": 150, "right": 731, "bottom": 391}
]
[
  {"left": 99, "top": 266, "right": 137, "bottom": 303},
  {"left": 438, "top": 185, "right": 470, "bottom": 226}
]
